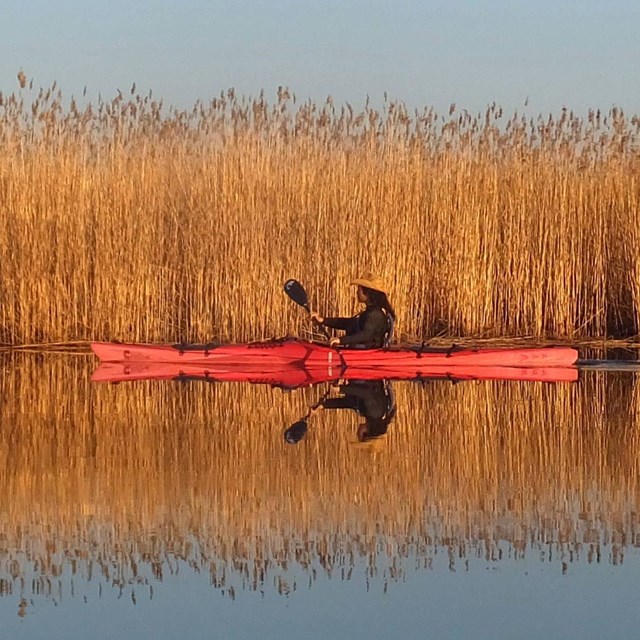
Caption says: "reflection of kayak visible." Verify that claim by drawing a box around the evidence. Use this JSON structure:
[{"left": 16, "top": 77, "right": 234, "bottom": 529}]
[
  {"left": 91, "top": 338, "right": 578, "bottom": 368},
  {"left": 91, "top": 361, "right": 578, "bottom": 386}
]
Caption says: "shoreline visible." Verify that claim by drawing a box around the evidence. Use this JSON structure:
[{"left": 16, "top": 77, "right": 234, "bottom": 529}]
[{"left": 0, "top": 336, "right": 638, "bottom": 356}]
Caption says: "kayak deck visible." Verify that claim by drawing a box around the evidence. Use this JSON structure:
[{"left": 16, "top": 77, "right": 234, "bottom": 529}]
[{"left": 90, "top": 338, "right": 579, "bottom": 369}]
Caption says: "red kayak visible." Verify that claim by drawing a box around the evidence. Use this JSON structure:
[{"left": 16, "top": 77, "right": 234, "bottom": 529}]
[
  {"left": 91, "top": 338, "right": 578, "bottom": 369},
  {"left": 91, "top": 361, "right": 578, "bottom": 385}
]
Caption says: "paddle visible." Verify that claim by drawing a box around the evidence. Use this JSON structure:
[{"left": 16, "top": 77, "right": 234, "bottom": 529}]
[{"left": 284, "top": 279, "right": 331, "bottom": 339}]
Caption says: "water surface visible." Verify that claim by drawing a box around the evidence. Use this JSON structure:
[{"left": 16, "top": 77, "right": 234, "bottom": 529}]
[{"left": 1, "top": 355, "right": 639, "bottom": 639}]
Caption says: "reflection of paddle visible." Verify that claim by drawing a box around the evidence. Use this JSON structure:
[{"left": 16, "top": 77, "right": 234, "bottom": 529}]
[
  {"left": 284, "top": 418, "right": 309, "bottom": 444},
  {"left": 284, "top": 393, "right": 329, "bottom": 444},
  {"left": 284, "top": 279, "right": 331, "bottom": 339}
]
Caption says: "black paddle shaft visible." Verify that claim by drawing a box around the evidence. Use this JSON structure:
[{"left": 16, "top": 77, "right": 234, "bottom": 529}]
[{"left": 284, "top": 279, "right": 331, "bottom": 339}]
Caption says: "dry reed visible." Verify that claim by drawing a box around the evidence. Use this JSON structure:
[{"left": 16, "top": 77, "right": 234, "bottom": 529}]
[{"left": 0, "top": 82, "right": 640, "bottom": 345}]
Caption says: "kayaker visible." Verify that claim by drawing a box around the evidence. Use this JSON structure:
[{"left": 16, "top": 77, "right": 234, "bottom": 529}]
[{"left": 310, "top": 273, "right": 395, "bottom": 349}]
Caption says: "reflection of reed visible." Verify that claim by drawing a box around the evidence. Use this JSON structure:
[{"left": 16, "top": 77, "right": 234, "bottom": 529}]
[{"left": 0, "top": 355, "right": 639, "bottom": 605}]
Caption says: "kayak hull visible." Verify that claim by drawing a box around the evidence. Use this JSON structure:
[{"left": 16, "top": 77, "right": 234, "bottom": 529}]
[
  {"left": 90, "top": 339, "right": 579, "bottom": 369},
  {"left": 91, "top": 361, "right": 579, "bottom": 386}
]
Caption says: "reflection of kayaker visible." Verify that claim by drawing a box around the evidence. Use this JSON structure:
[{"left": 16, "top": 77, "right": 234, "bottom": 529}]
[
  {"left": 321, "top": 379, "right": 396, "bottom": 441},
  {"left": 310, "top": 273, "right": 395, "bottom": 349},
  {"left": 284, "top": 379, "right": 396, "bottom": 445}
]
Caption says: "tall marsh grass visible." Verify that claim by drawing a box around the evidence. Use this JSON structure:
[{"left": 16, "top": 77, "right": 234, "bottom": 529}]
[{"left": 1, "top": 81, "right": 639, "bottom": 344}]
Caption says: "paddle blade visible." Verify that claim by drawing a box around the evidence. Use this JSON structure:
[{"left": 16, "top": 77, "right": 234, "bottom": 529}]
[
  {"left": 284, "top": 419, "right": 308, "bottom": 444},
  {"left": 284, "top": 279, "right": 309, "bottom": 310}
]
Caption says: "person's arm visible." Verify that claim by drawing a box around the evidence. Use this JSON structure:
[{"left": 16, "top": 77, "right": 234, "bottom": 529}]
[
  {"left": 310, "top": 311, "right": 357, "bottom": 331},
  {"left": 321, "top": 396, "right": 359, "bottom": 410},
  {"left": 338, "top": 310, "right": 385, "bottom": 346},
  {"left": 323, "top": 316, "right": 358, "bottom": 331}
]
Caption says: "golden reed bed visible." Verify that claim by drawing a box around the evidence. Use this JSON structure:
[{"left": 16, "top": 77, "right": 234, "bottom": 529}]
[
  {"left": 0, "top": 355, "right": 639, "bottom": 603},
  {"left": 0, "top": 82, "right": 639, "bottom": 345}
]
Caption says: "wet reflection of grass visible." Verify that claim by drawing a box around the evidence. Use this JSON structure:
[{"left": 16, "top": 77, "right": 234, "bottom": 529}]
[{"left": 0, "top": 354, "right": 639, "bottom": 607}]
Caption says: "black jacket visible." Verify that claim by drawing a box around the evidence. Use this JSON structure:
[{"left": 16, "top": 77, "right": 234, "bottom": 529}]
[{"left": 322, "top": 305, "right": 392, "bottom": 348}]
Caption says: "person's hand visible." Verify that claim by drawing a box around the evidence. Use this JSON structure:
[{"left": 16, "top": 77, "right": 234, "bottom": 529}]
[
  {"left": 329, "top": 337, "right": 341, "bottom": 347},
  {"left": 310, "top": 311, "right": 324, "bottom": 324}
]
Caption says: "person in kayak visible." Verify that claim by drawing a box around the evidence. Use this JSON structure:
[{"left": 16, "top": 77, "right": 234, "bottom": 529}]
[
  {"left": 284, "top": 379, "right": 396, "bottom": 444},
  {"left": 310, "top": 273, "right": 395, "bottom": 349}
]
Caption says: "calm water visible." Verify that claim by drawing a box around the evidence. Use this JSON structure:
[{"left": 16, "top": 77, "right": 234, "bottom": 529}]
[{"left": 1, "top": 354, "right": 640, "bottom": 639}]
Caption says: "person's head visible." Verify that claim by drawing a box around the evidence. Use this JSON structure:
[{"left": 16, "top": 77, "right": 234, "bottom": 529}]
[
  {"left": 357, "top": 419, "right": 388, "bottom": 442},
  {"left": 350, "top": 273, "right": 396, "bottom": 320},
  {"left": 356, "top": 405, "right": 397, "bottom": 442}
]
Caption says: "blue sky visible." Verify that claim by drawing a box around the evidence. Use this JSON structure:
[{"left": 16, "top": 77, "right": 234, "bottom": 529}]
[{"left": 2, "top": 0, "right": 639, "bottom": 115}]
